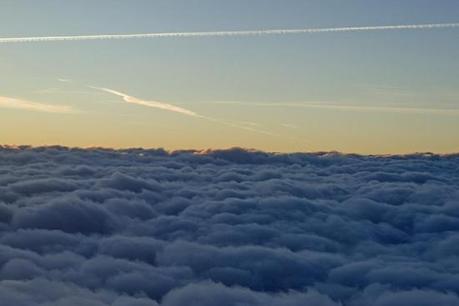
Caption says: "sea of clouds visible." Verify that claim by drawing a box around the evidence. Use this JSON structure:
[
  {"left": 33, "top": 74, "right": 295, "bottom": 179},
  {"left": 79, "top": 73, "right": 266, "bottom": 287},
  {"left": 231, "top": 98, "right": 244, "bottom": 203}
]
[{"left": 0, "top": 146, "right": 458, "bottom": 306}]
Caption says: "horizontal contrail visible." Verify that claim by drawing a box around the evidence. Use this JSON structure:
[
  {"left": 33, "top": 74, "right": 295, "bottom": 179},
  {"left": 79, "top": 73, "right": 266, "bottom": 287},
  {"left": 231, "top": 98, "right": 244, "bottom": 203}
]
[
  {"left": 214, "top": 101, "right": 459, "bottom": 115},
  {"left": 1, "top": 23, "right": 458, "bottom": 44}
]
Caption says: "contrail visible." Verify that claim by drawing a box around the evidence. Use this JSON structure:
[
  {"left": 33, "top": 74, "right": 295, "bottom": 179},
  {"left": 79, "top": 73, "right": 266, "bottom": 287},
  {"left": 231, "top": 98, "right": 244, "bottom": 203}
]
[
  {"left": 91, "top": 86, "right": 280, "bottom": 137},
  {"left": 214, "top": 101, "right": 459, "bottom": 116},
  {"left": 1, "top": 23, "right": 458, "bottom": 44},
  {"left": 91, "top": 86, "right": 199, "bottom": 117}
]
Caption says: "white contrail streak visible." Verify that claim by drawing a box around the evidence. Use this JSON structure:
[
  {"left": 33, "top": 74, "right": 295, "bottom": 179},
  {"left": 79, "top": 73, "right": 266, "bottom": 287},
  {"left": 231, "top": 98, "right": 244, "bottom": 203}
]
[
  {"left": 91, "top": 86, "right": 199, "bottom": 117},
  {"left": 1, "top": 23, "right": 458, "bottom": 44},
  {"left": 214, "top": 101, "right": 459, "bottom": 115},
  {"left": 91, "top": 86, "right": 279, "bottom": 137}
]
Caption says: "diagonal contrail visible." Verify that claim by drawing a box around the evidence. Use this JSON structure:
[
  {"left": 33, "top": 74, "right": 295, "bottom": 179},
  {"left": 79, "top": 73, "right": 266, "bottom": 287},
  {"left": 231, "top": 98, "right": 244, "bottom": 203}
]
[
  {"left": 0, "top": 23, "right": 458, "bottom": 44},
  {"left": 91, "top": 86, "right": 199, "bottom": 117},
  {"left": 91, "top": 86, "right": 280, "bottom": 138}
]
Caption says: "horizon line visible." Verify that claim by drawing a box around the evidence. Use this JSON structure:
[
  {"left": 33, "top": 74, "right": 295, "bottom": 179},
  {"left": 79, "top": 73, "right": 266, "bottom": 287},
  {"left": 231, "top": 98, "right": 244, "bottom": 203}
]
[{"left": 1, "top": 144, "right": 458, "bottom": 158}]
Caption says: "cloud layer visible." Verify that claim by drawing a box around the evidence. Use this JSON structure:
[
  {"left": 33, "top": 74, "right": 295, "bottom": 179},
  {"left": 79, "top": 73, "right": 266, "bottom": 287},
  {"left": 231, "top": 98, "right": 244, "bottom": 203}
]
[{"left": 1, "top": 146, "right": 459, "bottom": 305}]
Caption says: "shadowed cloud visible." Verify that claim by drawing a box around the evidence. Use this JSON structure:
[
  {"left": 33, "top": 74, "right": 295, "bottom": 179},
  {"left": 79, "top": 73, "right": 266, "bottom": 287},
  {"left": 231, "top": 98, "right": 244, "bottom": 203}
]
[{"left": 0, "top": 146, "right": 458, "bottom": 305}]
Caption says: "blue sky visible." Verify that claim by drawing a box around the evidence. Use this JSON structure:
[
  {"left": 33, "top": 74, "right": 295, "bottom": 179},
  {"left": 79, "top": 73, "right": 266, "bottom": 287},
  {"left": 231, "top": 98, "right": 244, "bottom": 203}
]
[{"left": 1, "top": 0, "right": 458, "bottom": 153}]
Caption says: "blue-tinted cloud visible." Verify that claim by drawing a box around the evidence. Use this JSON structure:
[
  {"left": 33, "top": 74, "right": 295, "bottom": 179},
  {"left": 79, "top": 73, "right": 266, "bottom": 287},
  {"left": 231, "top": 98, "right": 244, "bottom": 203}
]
[{"left": 0, "top": 146, "right": 458, "bottom": 305}]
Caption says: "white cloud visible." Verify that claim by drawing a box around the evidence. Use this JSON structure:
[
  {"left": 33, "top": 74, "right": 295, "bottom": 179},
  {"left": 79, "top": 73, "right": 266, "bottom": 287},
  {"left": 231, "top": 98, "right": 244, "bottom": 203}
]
[{"left": 0, "top": 96, "right": 76, "bottom": 113}]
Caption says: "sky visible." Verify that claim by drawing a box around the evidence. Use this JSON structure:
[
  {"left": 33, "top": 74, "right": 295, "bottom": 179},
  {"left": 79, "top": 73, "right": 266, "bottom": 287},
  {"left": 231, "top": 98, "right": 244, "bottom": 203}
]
[{"left": 1, "top": 0, "right": 458, "bottom": 154}]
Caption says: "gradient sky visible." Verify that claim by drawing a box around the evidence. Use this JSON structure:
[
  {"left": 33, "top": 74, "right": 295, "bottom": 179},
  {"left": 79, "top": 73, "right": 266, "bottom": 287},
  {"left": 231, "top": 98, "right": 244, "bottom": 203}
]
[{"left": 1, "top": 0, "right": 459, "bottom": 154}]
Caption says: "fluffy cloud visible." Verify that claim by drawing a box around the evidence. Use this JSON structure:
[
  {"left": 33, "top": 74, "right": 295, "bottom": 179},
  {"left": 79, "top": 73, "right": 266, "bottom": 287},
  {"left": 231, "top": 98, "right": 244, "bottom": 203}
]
[{"left": 0, "top": 146, "right": 458, "bottom": 305}]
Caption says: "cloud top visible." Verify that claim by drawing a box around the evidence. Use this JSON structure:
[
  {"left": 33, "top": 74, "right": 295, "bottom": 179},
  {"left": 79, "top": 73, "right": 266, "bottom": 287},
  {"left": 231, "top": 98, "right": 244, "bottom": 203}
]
[{"left": 0, "top": 146, "right": 458, "bottom": 305}]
